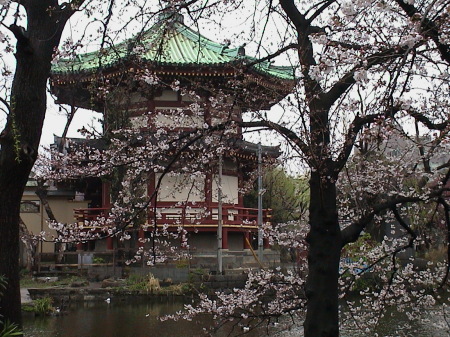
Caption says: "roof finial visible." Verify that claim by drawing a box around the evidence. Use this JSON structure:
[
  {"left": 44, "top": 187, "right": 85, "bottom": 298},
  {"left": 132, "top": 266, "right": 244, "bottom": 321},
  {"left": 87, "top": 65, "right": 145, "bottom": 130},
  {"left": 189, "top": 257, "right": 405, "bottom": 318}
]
[
  {"left": 238, "top": 44, "right": 246, "bottom": 56},
  {"left": 159, "top": 9, "right": 184, "bottom": 24}
]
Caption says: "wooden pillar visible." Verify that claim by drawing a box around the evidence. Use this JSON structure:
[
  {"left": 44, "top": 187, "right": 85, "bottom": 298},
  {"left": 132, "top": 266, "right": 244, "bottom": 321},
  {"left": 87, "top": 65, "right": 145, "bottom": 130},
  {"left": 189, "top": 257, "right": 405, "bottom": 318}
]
[
  {"left": 148, "top": 172, "right": 156, "bottom": 224},
  {"left": 204, "top": 173, "right": 213, "bottom": 224},
  {"left": 249, "top": 232, "right": 255, "bottom": 249},
  {"left": 102, "top": 182, "right": 111, "bottom": 208},
  {"left": 222, "top": 228, "right": 229, "bottom": 249},
  {"left": 264, "top": 238, "right": 270, "bottom": 249},
  {"left": 106, "top": 237, "right": 114, "bottom": 250},
  {"left": 237, "top": 168, "right": 244, "bottom": 207},
  {"left": 205, "top": 173, "right": 212, "bottom": 206},
  {"left": 138, "top": 229, "right": 145, "bottom": 248},
  {"left": 243, "top": 231, "right": 251, "bottom": 249},
  {"left": 76, "top": 242, "right": 84, "bottom": 251},
  {"left": 148, "top": 172, "right": 155, "bottom": 201}
]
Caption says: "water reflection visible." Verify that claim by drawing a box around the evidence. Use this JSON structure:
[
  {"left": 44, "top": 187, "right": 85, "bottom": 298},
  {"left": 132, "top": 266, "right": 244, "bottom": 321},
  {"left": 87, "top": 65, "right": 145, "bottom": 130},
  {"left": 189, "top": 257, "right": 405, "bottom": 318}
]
[
  {"left": 23, "top": 299, "right": 449, "bottom": 337},
  {"left": 23, "top": 299, "right": 278, "bottom": 337},
  {"left": 24, "top": 299, "right": 207, "bottom": 337}
]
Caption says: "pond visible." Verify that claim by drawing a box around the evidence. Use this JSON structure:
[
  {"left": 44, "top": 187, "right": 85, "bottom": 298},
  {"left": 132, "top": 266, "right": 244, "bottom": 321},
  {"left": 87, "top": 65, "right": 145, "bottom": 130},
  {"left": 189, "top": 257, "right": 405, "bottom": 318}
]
[
  {"left": 23, "top": 299, "right": 274, "bottom": 337},
  {"left": 22, "top": 298, "right": 449, "bottom": 337}
]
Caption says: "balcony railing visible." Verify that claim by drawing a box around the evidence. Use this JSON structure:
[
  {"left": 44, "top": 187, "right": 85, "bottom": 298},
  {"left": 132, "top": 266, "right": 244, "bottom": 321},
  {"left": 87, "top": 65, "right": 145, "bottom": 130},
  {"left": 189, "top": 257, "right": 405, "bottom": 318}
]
[{"left": 74, "top": 205, "right": 271, "bottom": 229}]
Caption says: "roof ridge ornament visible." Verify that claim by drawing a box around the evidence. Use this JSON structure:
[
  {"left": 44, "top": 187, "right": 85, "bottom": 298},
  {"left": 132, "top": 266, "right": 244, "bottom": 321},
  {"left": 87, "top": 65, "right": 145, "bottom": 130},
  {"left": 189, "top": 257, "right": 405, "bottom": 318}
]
[
  {"left": 238, "top": 44, "right": 246, "bottom": 56},
  {"left": 220, "top": 40, "right": 231, "bottom": 55},
  {"left": 159, "top": 9, "right": 184, "bottom": 24}
]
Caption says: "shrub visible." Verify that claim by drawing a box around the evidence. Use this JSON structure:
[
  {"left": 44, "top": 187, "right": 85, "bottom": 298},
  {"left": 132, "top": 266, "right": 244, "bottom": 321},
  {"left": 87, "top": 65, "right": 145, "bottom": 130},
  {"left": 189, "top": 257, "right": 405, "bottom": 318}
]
[
  {"left": 0, "top": 320, "right": 22, "bottom": 337},
  {"left": 33, "top": 297, "right": 54, "bottom": 315},
  {"left": 92, "top": 256, "right": 106, "bottom": 264},
  {"left": 0, "top": 276, "right": 23, "bottom": 336},
  {"left": 146, "top": 274, "right": 160, "bottom": 292}
]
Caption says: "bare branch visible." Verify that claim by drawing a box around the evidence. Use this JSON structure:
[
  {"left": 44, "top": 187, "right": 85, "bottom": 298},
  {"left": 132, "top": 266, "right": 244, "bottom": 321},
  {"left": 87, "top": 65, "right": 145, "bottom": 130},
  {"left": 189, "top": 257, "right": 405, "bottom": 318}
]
[
  {"left": 327, "top": 40, "right": 367, "bottom": 51},
  {"left": 279, "top": 0, "right": 310, "bottom": 33},
  {"left": 35, "top": 179, "right": 58, "bottom": 223},
  {"left": 335, "top": 110, "right": 397, "bottom": 171},
  {"left": 408, "top": 108, "right": 449, "bottom": 131},
  {"left": 244, "top": 43, "right": 299, "bottom": 69},
  {"left": 240, "top": 120, "right": 310, "bottom": 159},
  {"left": 335, "top": 99, "right": 448, "bottom": 173},
  {"left": 391, "top": 205, "right": 417, "bottom": 240},
  {"left": 0, "top": 97, "right": 10, "bottom": 115},
  {"left": 324, "top": 45, "right": 419, "bottom": 111},
  {"left": 342, "top": 195, "right": 433, "bottom": 246},
  {"left": 279, "top": 0, "right": 324, "bottom": 99},
  {"left": 8, "top": 23, "right": 29, "bottom": 45},
  {"left": 437, "top": 197, "right": 450, "bottom": 287},
  {"left": 394, "top": 0, "right": 450, "bottom": 64},
  {"left": 307, "top": 0, "right": 337, "bottom": 24}
]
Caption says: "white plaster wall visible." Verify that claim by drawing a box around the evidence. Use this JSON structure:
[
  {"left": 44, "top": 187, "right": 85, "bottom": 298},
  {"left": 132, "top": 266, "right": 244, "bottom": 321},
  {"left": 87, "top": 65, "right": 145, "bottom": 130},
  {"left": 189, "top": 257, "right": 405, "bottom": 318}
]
[
  {"left": 130, "top": 115, "right": 148, "bottom": 128},
  {"left": 228, "top": 232, "right": 243, "bottom": 250},
  {"left": 153, "top": 109, "right": 203, "bottom": 128},
  {"left": 181, "top": 93, "right": 205, "bottom": 102},
  {"left": 212, "top": 175, "right": 238, "bottom": 204},
  {"left": 189, "top": 232, "right": 216, "bottom": 251},
  {"left": 21, "top": 194, "right": 89, "bottom": 253},
  {"left": 154, "top": 90, "right": 178, "bottom": 101},
  {"left": 156, "top": 173, "right": 205, "bottom": 202},
  {"left": 130, "top": 92, "right": 147, "bottom": 103}
]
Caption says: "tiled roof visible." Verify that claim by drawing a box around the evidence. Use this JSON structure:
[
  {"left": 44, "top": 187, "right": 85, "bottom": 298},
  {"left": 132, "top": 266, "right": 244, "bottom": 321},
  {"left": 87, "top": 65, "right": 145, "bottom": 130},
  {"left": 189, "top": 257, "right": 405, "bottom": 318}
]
[{"left": 51, "top": 17, "right": 295, "bottom": 81}]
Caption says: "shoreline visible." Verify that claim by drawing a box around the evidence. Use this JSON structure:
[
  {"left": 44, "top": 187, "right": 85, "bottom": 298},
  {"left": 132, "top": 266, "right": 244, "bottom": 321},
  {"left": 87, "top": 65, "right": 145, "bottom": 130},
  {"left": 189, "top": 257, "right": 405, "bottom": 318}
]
[{"left": 25, "top": 286, "right": 191, "bottom": 303}]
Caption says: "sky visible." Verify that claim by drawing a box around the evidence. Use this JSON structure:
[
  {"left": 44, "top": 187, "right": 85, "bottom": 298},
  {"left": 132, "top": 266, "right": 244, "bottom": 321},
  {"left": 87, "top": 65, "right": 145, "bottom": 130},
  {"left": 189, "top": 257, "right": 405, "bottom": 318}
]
[
  {"left": 41, "top": 100, "right": 102, "bottom": 148},
  {"left": 0, "top": 3, "right": 277, "bottom": 144},
  {"left": 37, "top": 4, "right": 292, "bottom": 149}
]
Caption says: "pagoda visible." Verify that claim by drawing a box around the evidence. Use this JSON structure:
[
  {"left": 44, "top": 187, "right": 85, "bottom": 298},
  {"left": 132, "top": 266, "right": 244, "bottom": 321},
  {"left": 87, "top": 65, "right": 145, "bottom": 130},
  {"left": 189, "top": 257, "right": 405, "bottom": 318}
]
[{"left": 50, "top": 12, "right": 295, "bottom": 270}]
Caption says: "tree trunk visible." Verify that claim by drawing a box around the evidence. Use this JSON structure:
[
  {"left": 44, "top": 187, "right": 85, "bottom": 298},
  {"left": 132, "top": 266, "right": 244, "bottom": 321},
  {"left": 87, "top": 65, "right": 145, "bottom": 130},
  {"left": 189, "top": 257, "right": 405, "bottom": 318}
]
[
  {"left": 36, "top": 180, "right": 65, "bottom": 263},
  {"left": 0, "top": 56, "right": 44, "bottom": 326},
  {"left": 303, "top": 92, "right": 341, "bottom": 336},
  {"left": 0, "top": 1, "right": 71, "bottom": 327},
  {"left": 0, "top": 192, "right": 23, "bottom": 327},
  {"left": 304, "top": 172, "right": 342, "bottom": 337},
  {"left": 19, "top": 217, "right": 37, "bottom": 272},
  {"left": 36, "top": 180, "right": 58, "bottom": 222}
]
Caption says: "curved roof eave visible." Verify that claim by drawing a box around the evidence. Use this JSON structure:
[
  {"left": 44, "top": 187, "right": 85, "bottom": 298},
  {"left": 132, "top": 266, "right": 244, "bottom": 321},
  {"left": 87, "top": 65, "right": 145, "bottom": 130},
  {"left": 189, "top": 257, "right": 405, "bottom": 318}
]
[{"left": 51, "top": 20, "right": 296, "bottom": 83}]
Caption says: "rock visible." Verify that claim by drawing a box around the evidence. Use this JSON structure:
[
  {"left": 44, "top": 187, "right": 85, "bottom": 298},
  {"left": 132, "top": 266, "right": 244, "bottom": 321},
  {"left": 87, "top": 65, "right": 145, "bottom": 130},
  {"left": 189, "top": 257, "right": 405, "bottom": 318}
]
[
  {"left": 87, "top": 274, "right": 100, "bottom": 282},
  {"left": 83, "top": 295, "right": 96, "bottom": 301},
  {"left": 146, "top": 276, "right": 160, "bottom": 292},
  {"left": 71, "top": 280, "right": 89, "bottom": 287},
  {"left": 36, "top": 277, "right": 58, "bottom": 283},
  {"left": 161, "top": 278, "right": 173, "bottom": 286},
  {"left": 412, "top": 258, "right": 431, "bottom": 271},
  {"left": 101, "top": 278, "right": 126, "bottom": 288}
]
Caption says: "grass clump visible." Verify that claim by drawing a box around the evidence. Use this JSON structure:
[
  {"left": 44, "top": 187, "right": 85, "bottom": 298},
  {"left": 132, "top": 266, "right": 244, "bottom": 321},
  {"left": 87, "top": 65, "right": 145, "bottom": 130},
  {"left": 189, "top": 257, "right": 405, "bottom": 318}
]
[
  {"left": 0, "top": 320, "right": 22, "bottom": 337},
  {"left": 0, "top": 276, "right": 23, "bottom": 336},
  {"left": 33, "top": 297, "right": 55, "bottom": 315}
]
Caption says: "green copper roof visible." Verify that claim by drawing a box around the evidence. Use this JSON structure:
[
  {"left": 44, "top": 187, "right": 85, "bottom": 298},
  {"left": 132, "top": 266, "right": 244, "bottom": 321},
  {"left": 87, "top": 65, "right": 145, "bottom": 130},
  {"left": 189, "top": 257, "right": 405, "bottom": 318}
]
[{"left": 52, "top": 17, "right": 295, "bottom": 81}]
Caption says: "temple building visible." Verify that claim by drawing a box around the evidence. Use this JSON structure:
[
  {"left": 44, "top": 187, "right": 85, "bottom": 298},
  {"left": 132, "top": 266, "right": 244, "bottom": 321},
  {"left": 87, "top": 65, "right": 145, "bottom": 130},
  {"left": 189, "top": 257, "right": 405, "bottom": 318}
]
[{"left": 44, "top": 12, "right": 295, "bottom": 272}]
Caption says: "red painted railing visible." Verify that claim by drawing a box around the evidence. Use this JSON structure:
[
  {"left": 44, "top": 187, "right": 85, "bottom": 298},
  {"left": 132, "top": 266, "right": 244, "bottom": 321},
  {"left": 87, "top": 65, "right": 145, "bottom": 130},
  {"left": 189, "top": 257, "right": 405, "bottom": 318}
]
[
  {"left": 74, "top": 207, "right": 109, "bottom": 221},
  {"left": 74, "top": 206, "right": 271, "bottom": 229}
]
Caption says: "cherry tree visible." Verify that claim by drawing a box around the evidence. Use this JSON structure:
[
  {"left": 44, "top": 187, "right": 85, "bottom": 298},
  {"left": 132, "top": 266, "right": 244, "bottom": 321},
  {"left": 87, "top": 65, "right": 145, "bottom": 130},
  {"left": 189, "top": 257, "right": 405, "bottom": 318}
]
[
  {"left": 40, "top": 0, "right": 450, "bottom": 336},
  {"left": 51, "top": 0, "right": 450, "bottom": 333},
  {"left": 0, "top": 0, "right": 83, "bottom": 326},
  {"left": 157, "top": 1, "right": 450, "bottom": 336},
  {"left": 0, "top": 0, "right": 187, "bottom": 328}
]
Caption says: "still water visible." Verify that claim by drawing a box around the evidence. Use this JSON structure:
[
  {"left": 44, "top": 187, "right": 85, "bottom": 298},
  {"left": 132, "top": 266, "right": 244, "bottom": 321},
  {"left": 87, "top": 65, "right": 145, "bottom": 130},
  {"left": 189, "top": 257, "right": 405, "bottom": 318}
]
[
  {"left": 23, "top": 299, "right": 276, "bottom": 337},
  {"left": 22, "top": 298, "right": 449, "bottom": 337}
]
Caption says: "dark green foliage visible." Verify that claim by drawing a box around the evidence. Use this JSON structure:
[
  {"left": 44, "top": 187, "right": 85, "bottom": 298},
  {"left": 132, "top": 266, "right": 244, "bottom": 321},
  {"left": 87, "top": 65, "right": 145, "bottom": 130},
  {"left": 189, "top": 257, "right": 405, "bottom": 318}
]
[
  {"left": 244, "top": 167, "right": 309, "bottom": 224},
  {"left": 0, "top": 276, "right": 22, "bottom": 336}
]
